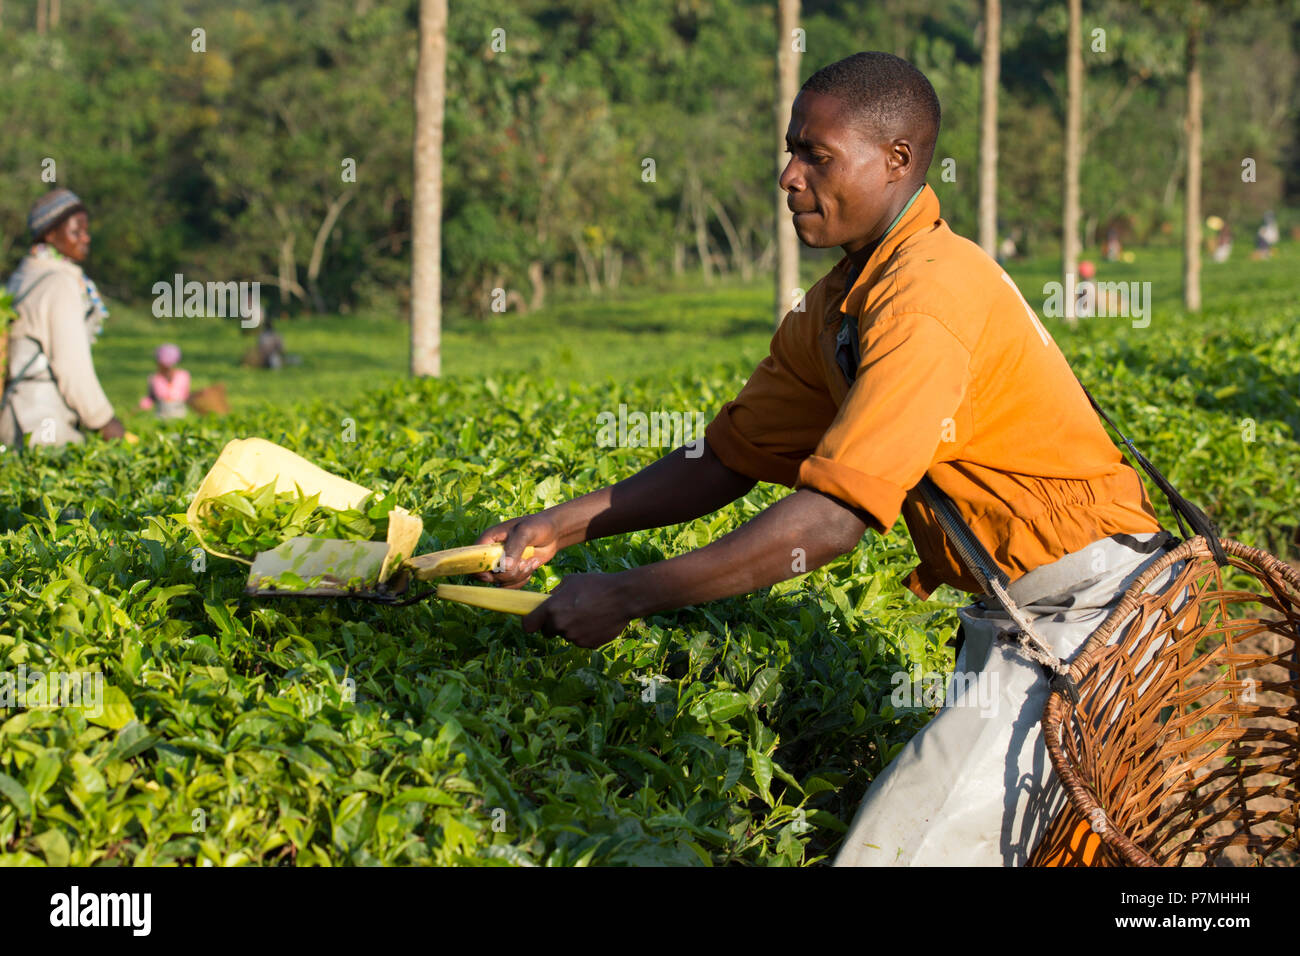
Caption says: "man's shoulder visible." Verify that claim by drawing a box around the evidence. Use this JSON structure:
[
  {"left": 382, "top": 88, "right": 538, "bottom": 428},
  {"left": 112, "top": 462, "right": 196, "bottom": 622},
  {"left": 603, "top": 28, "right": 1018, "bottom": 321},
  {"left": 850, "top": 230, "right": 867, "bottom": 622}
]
[{"left": 869, "top": 222, "right": 1027, "bottom": 350}]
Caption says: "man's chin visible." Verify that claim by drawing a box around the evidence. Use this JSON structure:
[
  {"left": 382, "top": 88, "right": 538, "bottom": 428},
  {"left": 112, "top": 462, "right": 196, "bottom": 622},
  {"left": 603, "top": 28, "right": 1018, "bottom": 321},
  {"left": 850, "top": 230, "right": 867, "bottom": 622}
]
[{"left": 795, "top": 229, "right": 834, "bottom": 249}]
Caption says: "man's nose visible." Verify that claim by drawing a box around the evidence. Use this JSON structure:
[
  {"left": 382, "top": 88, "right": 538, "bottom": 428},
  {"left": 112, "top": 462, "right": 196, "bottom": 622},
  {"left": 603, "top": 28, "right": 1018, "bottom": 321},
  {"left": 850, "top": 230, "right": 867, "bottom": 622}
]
[{"left": 779, "top": 159, "right": 802, "bottom": 192}]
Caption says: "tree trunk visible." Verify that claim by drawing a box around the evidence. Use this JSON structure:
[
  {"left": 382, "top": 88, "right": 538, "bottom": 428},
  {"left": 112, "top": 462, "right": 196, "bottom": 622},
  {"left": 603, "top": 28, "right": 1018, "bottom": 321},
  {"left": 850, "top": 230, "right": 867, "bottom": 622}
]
[
  {"left": 692, "top": 176, "right": 714, "bottom": 284},
  {"left": 575, "top": 236, "right": 601, "bottom": 293},
  {"left": 672, "top": 187, "right": 689, "bottom": 276},
  {"left": 704, "top": 191, "right": 752, "bottom": 280},
  {"left": 775, "top": 0, "right": 801, "bottom": 326},
  {"left": 978, "top": 0, "right": 1000, "bottom": 257},
  {"left": 278, "top": 234, "right": 309, "bottom": 306},
  {"left": 49, "top": 0, "right": 58, "bottom": 29},
  {"left": 1083, "top": 213, "right": 1097, "bottom": 251},
  {"left": 268, "top": 201, "right": 306, "bottom": 308},
  {"left": 411, "top": 0, "right": 447, "bottom": 376},
  {"left": 603, "top": 247, "right": 623, "bottom": 290},
  {"left": 1183, "top": 3, "right": 1203, "bottom": 313},
  {"left": 307, "top": 189, "right": 356, "bottom": 313},
  {"left": 527, "top": 259, "right": 545, "bottom": 311},
  {"left": 1162, "top": 140, "right": 1185, "bottom": 211},
  {"left": 35, "top": 0, "right": 46, "bottom": 35},
  {"left": 1062, "top": 0, "right": 1083, "bottom": 325}
]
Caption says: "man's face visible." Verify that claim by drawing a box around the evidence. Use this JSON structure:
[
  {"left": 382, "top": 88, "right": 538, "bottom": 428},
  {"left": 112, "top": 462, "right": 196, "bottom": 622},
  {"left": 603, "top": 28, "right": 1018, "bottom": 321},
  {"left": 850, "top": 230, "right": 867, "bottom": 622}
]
[
  {"left": 45, "top": 211, "right": 91, "bottom": 262},
  {"left": 780, "top": 90, "right": 911, "bottom": 255}
]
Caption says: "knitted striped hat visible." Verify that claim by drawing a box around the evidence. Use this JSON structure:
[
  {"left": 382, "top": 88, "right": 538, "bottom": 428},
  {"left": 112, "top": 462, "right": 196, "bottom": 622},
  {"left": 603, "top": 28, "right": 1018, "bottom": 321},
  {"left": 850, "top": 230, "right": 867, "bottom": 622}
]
[{"left": 28, "top": 188, "right": 87, "bottom": 239}]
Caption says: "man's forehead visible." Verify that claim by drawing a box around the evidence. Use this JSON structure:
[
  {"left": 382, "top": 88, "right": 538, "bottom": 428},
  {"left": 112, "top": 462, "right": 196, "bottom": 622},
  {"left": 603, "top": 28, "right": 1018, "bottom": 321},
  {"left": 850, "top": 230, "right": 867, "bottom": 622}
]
[{"left": 788, "top": 90, "right": 863, "bottom": 144}]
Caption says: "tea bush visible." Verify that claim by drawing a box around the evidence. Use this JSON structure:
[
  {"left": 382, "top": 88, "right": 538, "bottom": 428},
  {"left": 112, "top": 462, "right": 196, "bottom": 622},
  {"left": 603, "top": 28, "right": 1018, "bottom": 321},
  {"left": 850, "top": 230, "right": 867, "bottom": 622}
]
[{"left": 2, "top": 256, "right": 1297, "bottom": 865}]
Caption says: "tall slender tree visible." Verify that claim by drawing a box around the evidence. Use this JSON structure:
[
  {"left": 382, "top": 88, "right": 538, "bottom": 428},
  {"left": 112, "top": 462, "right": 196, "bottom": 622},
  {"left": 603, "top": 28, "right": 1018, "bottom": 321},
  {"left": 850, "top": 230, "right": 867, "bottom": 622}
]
[
  {"left": 775, "top": 0, "right": 800, "bottom": 327},
  {"left": 411, "top": 0, "right": 447, "bottom": 377},
  {"left": 978, "top": 0, "right": 1000, "bottom": 258},
  {"left": 1062, "top": 0, "right": 1083, "bottom": 325},
  {"left": 1183, "top": 0, "right": 1204, "bottom": 312}
]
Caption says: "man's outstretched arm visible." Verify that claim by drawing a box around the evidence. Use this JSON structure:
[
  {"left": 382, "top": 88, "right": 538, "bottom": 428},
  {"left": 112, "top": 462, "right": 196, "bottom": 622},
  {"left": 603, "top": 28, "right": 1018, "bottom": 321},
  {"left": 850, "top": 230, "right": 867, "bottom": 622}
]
[
  {"left": 520, "top": 486, "right": 869, "bottom": 648},
  {"left": 474, "top": 439, "right": 759, "bottom": 585},
  {"left": 613, "top": 487, "right": 866, "bottom": 616}
]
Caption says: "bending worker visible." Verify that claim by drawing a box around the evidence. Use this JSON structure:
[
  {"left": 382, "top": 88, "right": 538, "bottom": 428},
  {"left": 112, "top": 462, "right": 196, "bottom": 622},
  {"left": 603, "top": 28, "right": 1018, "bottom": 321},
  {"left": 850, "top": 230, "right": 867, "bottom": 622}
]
[
  {"left": 473, "top": 52, "right": 1176, "bottom": 866},
  {"left": 1, "top": 189, "right": 125, "bottom": 451}
]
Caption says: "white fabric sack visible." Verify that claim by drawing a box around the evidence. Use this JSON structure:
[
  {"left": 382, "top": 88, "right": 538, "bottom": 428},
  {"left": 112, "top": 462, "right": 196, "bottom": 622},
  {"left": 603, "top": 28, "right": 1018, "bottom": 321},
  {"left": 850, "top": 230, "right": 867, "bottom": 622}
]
[{"left": 834, "top": 530, "right": 1184, "bottom": 866}]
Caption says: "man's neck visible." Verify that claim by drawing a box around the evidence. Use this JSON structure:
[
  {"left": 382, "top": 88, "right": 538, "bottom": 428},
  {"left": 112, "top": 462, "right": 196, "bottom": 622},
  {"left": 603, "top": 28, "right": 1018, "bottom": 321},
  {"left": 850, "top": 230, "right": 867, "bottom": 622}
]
[{"left": 845, "top": 182, "right": 925, "bottom": 268}]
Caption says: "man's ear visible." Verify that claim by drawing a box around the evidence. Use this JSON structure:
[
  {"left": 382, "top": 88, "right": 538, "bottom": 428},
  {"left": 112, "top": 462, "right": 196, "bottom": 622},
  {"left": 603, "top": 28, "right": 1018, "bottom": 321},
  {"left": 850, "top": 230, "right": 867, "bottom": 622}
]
[{"left": 887, "top": 138, "right": 913, "bottom": 182}]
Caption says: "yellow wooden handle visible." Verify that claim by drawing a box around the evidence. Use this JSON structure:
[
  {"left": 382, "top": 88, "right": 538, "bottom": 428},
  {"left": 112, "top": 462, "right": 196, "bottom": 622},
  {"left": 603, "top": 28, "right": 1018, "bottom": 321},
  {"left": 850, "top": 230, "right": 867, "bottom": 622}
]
[
  {"left": 408, "top": 544, "right": 536, "bottom": 580},
  {"left": 434, "top": 583, "right": 548, "bottom": 615}
]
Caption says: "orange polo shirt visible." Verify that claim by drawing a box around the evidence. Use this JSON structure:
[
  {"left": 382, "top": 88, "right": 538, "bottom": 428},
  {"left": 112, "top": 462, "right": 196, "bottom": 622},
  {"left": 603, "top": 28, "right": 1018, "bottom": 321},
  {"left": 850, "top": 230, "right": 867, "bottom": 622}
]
[{"left": 704, "top": 183, "right": 1161, "bottom": 598}]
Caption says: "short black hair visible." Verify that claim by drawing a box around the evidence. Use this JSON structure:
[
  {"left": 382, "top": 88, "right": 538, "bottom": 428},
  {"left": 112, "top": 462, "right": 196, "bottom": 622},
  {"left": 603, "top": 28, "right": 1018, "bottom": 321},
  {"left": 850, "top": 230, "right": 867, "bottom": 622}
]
[{"left": 801, "top": 52, "right": 941, "bottom": 179}]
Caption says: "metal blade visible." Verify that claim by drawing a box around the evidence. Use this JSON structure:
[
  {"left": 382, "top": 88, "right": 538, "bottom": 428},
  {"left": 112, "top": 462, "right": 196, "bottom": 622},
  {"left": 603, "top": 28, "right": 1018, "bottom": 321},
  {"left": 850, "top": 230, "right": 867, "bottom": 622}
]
[{"left": 246, "top": 537, "right": 390, "bottom": 593}]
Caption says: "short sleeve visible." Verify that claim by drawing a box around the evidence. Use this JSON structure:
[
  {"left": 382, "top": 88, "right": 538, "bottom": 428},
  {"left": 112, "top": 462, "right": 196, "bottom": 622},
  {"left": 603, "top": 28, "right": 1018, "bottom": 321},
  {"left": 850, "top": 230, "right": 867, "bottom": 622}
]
[
  {"left": 703, "top": 309, "right": 840, "bottom": 486},
  {"left": 794, "top": 312, "right": 972, "bottom": 533}
]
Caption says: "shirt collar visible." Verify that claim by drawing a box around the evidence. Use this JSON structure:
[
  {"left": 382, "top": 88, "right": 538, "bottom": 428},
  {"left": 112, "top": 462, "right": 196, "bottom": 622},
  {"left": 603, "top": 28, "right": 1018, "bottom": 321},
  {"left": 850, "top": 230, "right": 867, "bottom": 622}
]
[{"left": 838, "top": 183, "right": 940, "bottom": 315}]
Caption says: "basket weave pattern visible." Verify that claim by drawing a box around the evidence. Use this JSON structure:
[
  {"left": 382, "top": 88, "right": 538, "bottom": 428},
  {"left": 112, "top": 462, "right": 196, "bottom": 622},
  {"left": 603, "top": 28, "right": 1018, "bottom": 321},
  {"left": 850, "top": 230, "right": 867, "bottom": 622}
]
[{"left": 1031, "top": 538, "right": 1300, "bottom": 866}]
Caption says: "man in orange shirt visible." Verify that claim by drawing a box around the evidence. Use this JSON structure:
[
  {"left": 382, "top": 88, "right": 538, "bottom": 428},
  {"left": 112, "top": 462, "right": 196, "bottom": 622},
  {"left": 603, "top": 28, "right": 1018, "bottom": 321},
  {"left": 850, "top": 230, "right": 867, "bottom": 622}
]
[{"left": 475, "top": 52, "right": 1175, "bottom": 865}]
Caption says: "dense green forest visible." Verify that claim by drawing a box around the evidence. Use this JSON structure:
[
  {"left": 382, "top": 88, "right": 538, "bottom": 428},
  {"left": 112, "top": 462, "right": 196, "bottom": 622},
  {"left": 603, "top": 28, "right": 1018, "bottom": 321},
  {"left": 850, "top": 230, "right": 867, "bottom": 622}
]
[{"left": 2, "top": 0, "right": 1298, "bottom": 318}]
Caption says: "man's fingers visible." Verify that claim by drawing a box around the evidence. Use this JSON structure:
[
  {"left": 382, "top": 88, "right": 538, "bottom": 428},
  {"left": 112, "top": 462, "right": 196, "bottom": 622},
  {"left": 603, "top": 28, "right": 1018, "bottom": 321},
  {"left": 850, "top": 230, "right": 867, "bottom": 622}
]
[
  {"left": 472, "top": 524, "right": 516, "bottom": 581},
  {"left": 521, "top": 603, "right": 547, "bottom": 634},
  {"left": 472, "top": 524, "right": 512, "bottom": 548},
  {"left": 498, "top": 523, "right": 537, "bottom": 575}
]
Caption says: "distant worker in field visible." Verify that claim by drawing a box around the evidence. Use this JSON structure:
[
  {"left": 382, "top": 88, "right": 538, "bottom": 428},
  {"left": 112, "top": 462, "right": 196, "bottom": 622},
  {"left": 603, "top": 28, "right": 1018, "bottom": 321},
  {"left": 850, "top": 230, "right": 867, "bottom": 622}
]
[
  {"left": 995, "top": 227, "right": 1018, "bottom": 265},
  {"left": 242, "top": 312, "right": 286, "bottom": 369},
  {"left": 1103, "top": 223, "right": 1123, "bottom": 261},
  {"left": 1212, "top": 221, "right": 1233, "bottom": 263},
  {"left": 1252, "top": 210, "right": 1279, "bottom": 260},
  {"left": 1, "top": 189, "right": 127, "bottom": 451},
  {"left": 1074, "top": 259, "right": 1097, "bottom": 318},
  {"left": 138, "top": 343, "right": 191, "bottom": 419},
  {"left": 473, "top": 52, "right": 1174, "bottom": 867}
]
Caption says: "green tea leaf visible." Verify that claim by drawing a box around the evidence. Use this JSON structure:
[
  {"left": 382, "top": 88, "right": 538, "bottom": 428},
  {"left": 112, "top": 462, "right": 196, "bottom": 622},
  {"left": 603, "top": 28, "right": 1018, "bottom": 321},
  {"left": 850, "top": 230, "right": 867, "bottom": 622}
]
[{"left": 88, "top": 686, "right": 137, "bottom": 730}]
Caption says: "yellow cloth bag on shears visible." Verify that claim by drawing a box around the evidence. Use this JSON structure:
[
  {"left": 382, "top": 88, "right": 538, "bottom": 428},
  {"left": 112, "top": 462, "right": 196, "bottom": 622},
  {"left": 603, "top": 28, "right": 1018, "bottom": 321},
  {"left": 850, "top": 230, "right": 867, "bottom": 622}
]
[{"left": 185, "top": 437, "right": 422, "bottom": 583}]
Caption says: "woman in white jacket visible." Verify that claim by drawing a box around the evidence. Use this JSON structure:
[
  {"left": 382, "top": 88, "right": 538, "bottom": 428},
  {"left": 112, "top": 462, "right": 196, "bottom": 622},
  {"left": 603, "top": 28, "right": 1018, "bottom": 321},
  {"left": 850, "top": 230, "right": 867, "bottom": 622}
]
[{"left": 1, "top": 189, "right": 125, "bottom": 451}]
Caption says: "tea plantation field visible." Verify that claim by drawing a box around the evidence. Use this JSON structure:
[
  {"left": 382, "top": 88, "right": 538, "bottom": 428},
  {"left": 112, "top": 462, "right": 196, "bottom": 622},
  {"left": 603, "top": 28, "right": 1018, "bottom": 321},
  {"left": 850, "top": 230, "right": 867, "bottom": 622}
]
[{"left": 1, "top": 247, "right": 1297, "bottom": 865}]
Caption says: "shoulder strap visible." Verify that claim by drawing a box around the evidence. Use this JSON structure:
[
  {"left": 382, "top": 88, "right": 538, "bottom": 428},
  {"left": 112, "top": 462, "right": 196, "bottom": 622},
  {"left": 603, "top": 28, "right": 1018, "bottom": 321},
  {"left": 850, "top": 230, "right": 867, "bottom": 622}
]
[
  {"left": 11, "top": 270, "right": 54, "bottom": 307},
  {"left": 916, "top": 475, "right": 1079, "bottom": 701},
  {"left": 1, "top": 342, "right": 48, "bottom": 458},
  {"left": 1076, "top": 381, "right": 1228, "bottom": 567}
]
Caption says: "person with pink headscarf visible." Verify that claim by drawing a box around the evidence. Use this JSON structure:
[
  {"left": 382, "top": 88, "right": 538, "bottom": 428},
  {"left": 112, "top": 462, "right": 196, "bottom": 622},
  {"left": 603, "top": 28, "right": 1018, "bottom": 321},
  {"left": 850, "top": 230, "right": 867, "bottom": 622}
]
[
  {"left": 1074, "top": 259, "right": 1097, "bottom": 319},
  {"left": 139, "top": 343, "right": 190, "bottom": 419}
]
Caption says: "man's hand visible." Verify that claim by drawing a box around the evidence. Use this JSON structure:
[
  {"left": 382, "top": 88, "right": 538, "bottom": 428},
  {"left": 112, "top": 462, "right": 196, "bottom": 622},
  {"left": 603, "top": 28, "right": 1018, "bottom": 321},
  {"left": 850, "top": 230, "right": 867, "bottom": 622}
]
[
  {"left": 98, "top": 417, "right": 126, "bottom": 440},
  {"left": 521, "top": 572, "right": 631, "bottom": 649},
  {"left": 473, "top": 513, "right": 561, "bottom": 587},
  {"left": 471, "top": 441, "right": 755, "bottom": 588}
]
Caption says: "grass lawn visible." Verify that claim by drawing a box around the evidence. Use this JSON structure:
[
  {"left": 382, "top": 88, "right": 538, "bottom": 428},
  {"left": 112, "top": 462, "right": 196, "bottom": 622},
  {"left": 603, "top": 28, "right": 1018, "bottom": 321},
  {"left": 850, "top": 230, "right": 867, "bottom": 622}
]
[{"left": 92, "top": 242, "right": 1300, "bottom": 427}]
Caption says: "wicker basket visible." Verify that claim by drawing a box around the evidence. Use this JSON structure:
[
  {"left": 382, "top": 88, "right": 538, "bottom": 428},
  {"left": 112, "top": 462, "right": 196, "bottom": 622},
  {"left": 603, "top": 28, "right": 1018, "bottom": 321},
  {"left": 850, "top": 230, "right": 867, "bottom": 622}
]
[{"left": 1031, "top": 537, "right": 1300, "bottom": 866}]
